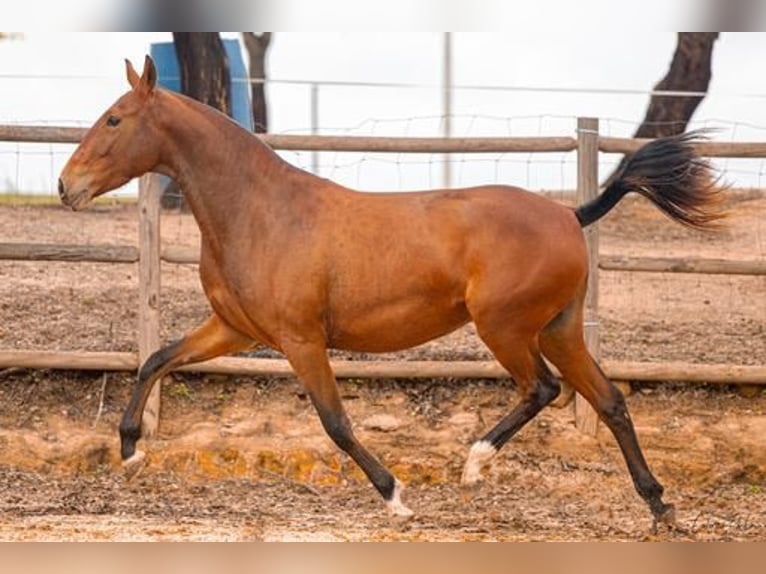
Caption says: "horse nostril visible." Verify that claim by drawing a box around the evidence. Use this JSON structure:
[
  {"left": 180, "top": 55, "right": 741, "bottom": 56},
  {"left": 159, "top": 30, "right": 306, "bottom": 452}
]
[{"left": 58, "top": 178, "right": 65, "bottom": 198}]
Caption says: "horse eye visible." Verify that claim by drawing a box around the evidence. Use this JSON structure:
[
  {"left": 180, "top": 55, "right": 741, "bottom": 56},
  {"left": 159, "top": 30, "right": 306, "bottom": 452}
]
[{"left": 106, "top": 115, "right": 121, "bottom": 127}]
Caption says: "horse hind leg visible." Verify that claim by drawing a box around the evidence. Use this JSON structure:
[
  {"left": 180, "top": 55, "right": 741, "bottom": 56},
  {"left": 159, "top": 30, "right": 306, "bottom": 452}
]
[
  {"left": 461, "top": 325, "right": 561, "bottom": 490},
  {"left": 539, "top": 301, "right": 675, "bottom": 526}
]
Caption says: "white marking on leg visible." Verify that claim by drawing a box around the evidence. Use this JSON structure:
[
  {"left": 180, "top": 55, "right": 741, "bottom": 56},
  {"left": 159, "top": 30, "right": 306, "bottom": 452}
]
[
  {"left": 461, "top": 440, "right": 497, "bottom": 486},
  {"left": 121, "top": 449, "right": 146, "bottom": 468},
  {"left": 386, "top": 479, "right": 414, "bottom": 519}
]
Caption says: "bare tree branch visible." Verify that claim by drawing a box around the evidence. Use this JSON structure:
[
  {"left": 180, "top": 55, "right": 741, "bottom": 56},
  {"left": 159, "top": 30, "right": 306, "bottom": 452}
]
[{"left": 605, "top": 33, "right": 719, "bottom": 185}]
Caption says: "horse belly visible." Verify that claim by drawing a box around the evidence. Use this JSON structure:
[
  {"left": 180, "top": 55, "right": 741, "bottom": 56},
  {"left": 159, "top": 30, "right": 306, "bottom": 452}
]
[{"left": 327, "top": 296, "right": 470, "bottom": 353}]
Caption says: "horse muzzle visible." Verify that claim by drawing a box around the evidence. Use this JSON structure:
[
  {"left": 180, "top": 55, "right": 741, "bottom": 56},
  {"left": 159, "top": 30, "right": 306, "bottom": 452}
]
[{"left": 57, "top": 177, "right": 91, "bottom": 211}]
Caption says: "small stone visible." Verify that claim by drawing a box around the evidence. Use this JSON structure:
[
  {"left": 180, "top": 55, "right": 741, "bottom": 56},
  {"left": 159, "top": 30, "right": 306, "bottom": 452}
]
[
  {"left": 362, "top": 414, "right": 401, "bottom": 432},
  {"left": 448, "top": 412, "right": 480, "bottom": 427},
  {"left": 738, "top": 385, "right": 761, "bottom": 399}
]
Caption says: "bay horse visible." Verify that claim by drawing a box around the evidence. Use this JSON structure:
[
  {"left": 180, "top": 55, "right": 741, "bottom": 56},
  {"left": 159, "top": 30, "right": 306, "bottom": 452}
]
[{"left": 59, "top": 56, "right": 722, "bottom": 526}]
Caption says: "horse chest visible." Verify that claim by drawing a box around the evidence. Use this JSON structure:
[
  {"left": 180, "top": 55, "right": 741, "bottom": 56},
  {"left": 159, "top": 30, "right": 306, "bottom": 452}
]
[{"left": 198, "top": 252, "right": 281, "bottom": 348}]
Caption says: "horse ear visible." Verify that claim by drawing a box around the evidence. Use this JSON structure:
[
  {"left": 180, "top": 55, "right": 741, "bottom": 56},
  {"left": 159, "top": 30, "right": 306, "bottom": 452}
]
[
  {"left": 141, "top": 55, "right": 157, "bottom": 91},
  {"left": 132, "top": 55, "right": 157, "bottom": 98},
  {"left": 125, "top": 59, "right": 140, "bottom": 89}
]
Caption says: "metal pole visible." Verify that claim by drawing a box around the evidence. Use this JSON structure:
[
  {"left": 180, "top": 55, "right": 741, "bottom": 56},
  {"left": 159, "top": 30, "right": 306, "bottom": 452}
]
[
  {"left": 442, "top": 32, "right": 453, "bottom": 188},
  {"left": 310, "top": 83, "right": 319, "bottom": 175}
]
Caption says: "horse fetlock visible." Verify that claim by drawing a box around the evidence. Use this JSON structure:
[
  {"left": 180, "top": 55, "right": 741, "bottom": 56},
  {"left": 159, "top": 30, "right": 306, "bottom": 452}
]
[
  {"left": 461, "top": 440, "right": 497, "bottom": 487},
  {"left": 119, "top": 423, "right": 141, "bottom": 460},
  {"left": 636, "top": 475, "right": 665, "bottom": 504}
]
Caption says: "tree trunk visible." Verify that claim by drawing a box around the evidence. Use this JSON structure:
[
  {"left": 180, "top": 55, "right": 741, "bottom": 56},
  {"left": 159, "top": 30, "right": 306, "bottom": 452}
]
[
  {"left": 173, "top": 32, "right": 232, "bottom": 114},
  {"left": 709, "top": 0, "right": 760, "bottom": 31},
  {"left": 164, "top": 33, "right": 232, "bottom": 209},
  {"left": 243, "top": 32, "right": 272, "bottom": 133},
  {"left": 605, "top": 33, "right": 719, "bottom": 184},
  {"left": 634, "top": 33, "right": 719, "bottom": 138}
]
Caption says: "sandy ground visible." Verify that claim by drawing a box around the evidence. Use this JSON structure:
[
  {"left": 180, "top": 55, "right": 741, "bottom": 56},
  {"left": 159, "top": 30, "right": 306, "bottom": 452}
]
[{"left": 0, "top": 191, "right": 764, "bottom": 541}]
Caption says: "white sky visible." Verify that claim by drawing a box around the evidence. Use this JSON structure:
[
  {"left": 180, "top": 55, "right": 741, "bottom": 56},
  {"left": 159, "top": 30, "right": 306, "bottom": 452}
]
[{"left": 1, "top": 32, "right": 766, "bottom": 194}]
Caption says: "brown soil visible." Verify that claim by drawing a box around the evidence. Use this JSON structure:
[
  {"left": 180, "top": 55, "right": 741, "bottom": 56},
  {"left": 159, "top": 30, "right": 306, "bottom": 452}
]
[{"left": 0, "top": 191, "right": 764, "bottom": 541}]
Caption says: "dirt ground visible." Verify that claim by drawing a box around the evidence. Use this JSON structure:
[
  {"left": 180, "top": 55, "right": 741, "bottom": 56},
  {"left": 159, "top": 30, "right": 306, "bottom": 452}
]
[{"left": 0, "top": 191, "right": 764, "bottom": 541}]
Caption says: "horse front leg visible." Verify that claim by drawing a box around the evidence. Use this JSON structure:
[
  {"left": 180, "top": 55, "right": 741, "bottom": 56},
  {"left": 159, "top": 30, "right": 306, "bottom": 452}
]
[
  {"left": 283, "top": 339, "right": 413, "bottom": 519},
  {"left": 119, "top": 314, "right": 252, "bottom": 471}
]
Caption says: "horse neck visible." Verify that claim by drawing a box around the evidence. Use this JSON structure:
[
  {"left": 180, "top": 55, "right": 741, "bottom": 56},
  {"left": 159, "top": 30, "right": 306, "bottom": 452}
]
[{"left": 152, "top": 91, "right": 300, "bottom": 252}]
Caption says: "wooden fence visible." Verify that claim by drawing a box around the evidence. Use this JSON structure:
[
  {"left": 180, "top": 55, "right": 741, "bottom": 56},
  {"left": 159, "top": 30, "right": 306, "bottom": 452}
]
[{"left": 1, "top": 120, "right": 764, "bottom": 436}]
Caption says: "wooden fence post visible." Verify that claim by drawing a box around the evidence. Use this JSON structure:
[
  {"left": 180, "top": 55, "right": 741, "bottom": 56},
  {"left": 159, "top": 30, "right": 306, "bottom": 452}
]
[
  {"left": 138, "top": 174, "right": 162, "bottom": 438},
  {"left": 576, "top": 117, "right": 601, "bottom": 435}
]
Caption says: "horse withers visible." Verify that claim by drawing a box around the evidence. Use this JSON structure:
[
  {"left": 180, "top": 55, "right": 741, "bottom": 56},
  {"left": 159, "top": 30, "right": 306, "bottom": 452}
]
[{"left": 59, "top": 56, "right": 724, "bottom": 527}]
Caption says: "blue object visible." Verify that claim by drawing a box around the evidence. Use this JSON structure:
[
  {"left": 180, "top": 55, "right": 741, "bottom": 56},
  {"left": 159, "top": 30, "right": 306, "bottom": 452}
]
[{"left": 150, "top": 39, "right": 253, "bottom": 131}]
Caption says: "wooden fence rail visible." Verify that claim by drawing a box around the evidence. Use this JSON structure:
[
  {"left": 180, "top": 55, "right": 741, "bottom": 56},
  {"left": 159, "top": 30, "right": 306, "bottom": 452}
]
[
  {"left": 598, "top": 255, "right": 766, "bottom": 276},
  {"left": 598, "top": 136, "right": 766, "bottom": 158},
  {"left": 3, "top": 243, "right": 764, "bottom": 276},
  {"left": 4, "top": 123, "right": 766, "bottom": 156},
  {"left": 0, "top": 243, "right": 139, "bottom": 263},
  {"left": 2, "top": 350, "right": 765, "bottom": 384},
  {"left": 0, "top": 125, "right": 576, "bottom": 153},
  {"left": 1, "top": 121, "right": 764, "bottom": 438}
]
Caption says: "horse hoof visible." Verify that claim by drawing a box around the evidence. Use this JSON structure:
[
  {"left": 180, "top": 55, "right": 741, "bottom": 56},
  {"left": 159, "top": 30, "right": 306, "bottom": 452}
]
[
  {"left": 388, "top": 505, "right": 415, "bottom": 524},
  {"left": 650, "top": 503, "right": 677, "bottom": 535},
  {"left": 657, "top": 503, "right": 676, "bottom": 526},
  {"left": 386, "top": 479, "right": 414, "bottom": 521},
  {"left": 122, "top": 449, "right": 147, "bottom": 481},
  {"left": 460, "top": 481, "right": 482, "bottom": 503}
]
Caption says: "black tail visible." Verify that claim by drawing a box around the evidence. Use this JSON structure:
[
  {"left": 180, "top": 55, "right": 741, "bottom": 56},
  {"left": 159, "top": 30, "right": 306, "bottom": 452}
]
[{"left": 575, "top": 131, "right": 725, "bottom": 230}]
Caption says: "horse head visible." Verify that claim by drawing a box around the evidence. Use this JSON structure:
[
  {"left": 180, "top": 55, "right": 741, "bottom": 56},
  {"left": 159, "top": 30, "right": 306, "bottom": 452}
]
[{"left": 58, "top": 56, "right": 160, "bottom": 210}]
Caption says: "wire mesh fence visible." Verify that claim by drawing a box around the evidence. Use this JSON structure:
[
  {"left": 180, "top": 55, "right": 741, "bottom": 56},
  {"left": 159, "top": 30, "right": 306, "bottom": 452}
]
[{"left": 4, "top": 70, "right": 766, "bottom": 197}]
